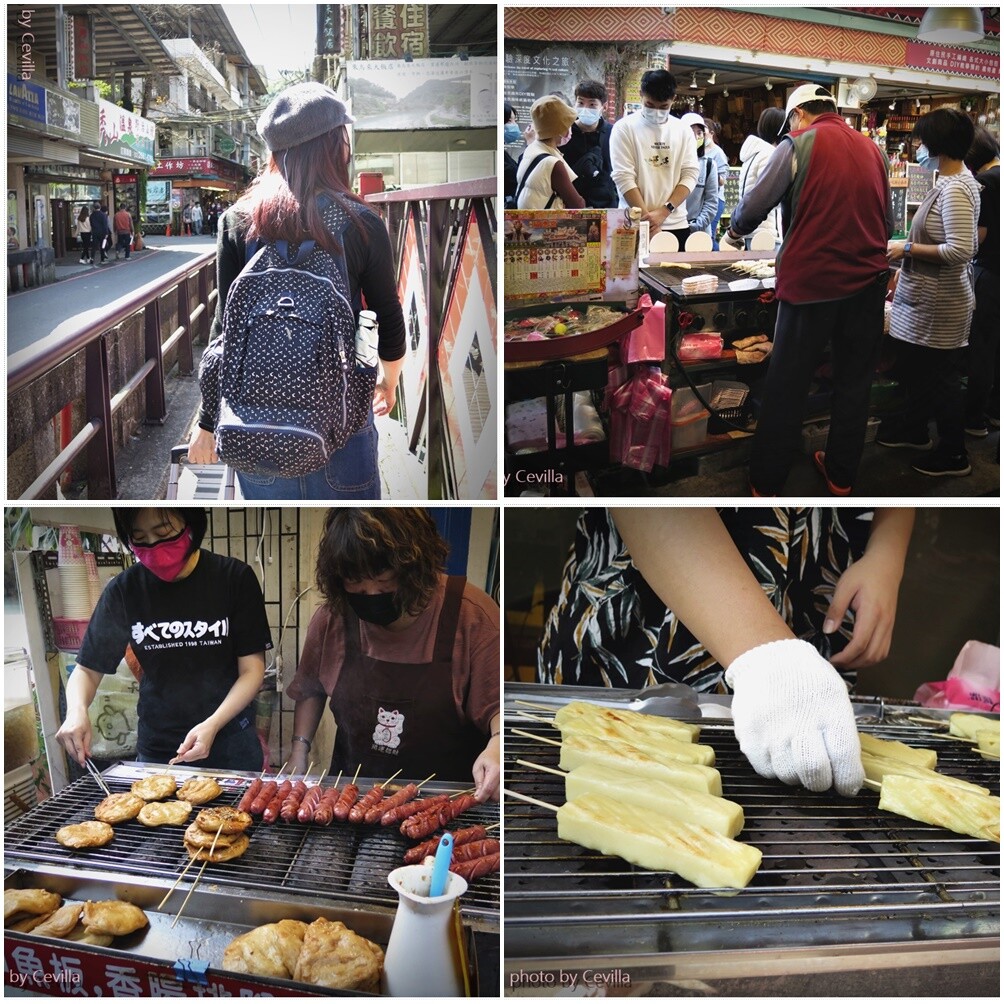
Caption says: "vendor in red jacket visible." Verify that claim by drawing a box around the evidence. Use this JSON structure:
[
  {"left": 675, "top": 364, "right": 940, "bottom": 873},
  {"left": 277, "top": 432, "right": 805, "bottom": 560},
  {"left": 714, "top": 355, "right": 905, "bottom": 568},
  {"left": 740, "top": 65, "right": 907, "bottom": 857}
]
[
  {"left": 286, "top": 509, "right": 500, "bottom": 801},
  {"left": 724, "top": 83, "right": 896, "bottom": 497}
]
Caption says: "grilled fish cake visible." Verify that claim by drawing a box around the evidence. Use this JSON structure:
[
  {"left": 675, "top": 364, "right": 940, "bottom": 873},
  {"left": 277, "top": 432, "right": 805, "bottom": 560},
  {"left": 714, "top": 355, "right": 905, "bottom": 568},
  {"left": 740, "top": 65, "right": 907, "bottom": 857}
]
[
  {"left": 137, "top": 800, "right": 192, "bottom": 827},
  {"left": 293, "top": 918, "right": 384, "bottom": 992},
  {"left": 131, "top": 774, "right": 177, "bottom": 801},
  {"left": 195, "top": 806, "right": 252, "bottom": 834},
  {"left": 31, "top": 902, "right": 83, "bottom": 938},
  {"left": 65, "top": 924, "right": 114, "bottom": 947},
  {"left": 8, "top": 912, "right": 56, "bottom": 933},
  {"left": 184, "top": 833, "right": 250, "bottom": 862},
  {"left": 183, "top": 821, "right": 243, "bottom": 849},
  {"left": 221, "top": 919, "right": 308, "bottom": 978},
  {"left": 94, "top": 792, "right": 145, "bottom": 824},
  {"left": 5, "top": 888, "right": 61, "bottom": 922},
  {"left": 177, "top": 777, "right": 223, "bottom": 805},
  {"left": 81, "top": 900, "right": 149, "bottom": 937},
  {"left": 55, "top": 820, "right": 115, "bottom": 849}
]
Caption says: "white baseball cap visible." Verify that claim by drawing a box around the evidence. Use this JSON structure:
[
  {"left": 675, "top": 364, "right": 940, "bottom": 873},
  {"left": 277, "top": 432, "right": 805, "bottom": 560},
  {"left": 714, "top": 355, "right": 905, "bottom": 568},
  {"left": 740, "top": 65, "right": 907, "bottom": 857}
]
[
  {"left": 680, "top": 112, "right": 706, "bottom": 131},
  {"left": 780, "top": 83, "right": 837, "bottom": 134}
]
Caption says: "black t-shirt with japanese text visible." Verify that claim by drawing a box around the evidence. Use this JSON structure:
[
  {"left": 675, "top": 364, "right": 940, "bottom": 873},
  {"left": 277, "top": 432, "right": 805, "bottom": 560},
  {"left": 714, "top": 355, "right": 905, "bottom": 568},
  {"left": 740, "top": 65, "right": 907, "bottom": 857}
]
[{"left": 76, "top": 550, "right": 273, "bottom": 758}]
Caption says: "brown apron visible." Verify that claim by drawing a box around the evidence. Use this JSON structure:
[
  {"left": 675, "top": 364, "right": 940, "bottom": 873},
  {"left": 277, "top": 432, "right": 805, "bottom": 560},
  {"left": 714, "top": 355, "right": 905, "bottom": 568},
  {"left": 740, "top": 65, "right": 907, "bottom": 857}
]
[{"left": 329, "top": 575, "right": 486, "bottom": 783}]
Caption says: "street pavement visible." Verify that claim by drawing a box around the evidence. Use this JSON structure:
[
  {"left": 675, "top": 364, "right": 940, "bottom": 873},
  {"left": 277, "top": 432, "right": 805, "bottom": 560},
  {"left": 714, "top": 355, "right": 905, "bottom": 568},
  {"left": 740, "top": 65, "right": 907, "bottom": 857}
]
[{"left": 6, "top": 234, "right": 216, "bottom": 360}]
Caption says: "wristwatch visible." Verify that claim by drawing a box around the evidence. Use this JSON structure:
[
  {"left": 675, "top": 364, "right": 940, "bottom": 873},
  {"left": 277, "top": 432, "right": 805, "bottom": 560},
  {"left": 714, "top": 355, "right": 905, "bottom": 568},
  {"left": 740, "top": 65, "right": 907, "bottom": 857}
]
[
  {"left": 664, "top": 201, "right": 676, "bottom": 213},
  {"left": 903, "top": 242, "right": 913, "bottom": 256}
]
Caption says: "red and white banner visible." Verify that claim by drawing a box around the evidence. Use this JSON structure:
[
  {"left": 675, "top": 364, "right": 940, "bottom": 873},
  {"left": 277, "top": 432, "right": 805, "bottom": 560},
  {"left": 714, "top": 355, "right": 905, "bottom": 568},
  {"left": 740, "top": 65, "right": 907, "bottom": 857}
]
[{"left": 905, "top": 41, "right": 999, "bottom": 79}]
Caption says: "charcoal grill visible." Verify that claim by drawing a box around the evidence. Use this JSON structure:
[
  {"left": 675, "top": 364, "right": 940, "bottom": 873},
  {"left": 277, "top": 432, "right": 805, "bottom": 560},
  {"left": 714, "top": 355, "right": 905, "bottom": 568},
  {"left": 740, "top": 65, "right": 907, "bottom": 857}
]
[
  {"left": 4, "top": 763, "right": 499, "bottom": 931},
  {"left": 503, "top": 685, "right": 999, "bottom": 989}
]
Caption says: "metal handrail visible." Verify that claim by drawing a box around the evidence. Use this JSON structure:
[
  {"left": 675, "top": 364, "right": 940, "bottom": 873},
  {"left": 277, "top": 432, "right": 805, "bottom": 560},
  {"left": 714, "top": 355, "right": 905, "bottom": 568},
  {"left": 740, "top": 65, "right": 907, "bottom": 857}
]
[
  {"left": 8, "top": 251, "right": 217, "bottom": 499},
  {"left": 364, "top": 177, "right": 496, "bottom": 203}
]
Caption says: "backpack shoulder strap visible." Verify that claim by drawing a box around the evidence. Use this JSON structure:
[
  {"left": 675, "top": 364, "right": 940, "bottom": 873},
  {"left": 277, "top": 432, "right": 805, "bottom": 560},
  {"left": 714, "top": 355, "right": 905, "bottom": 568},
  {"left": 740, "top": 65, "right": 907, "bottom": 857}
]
[{"left": 514, "top": 152, "right": 554, "bottom": 206}]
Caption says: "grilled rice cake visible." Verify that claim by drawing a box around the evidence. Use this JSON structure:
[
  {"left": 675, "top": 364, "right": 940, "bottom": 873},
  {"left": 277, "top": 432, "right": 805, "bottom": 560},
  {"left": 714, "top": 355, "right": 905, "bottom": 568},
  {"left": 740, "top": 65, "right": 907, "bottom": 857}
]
[
  {"left": 184, "top": 821, "right": 245, "bottom": 849},
  {"left": 55, "top": 820, "right": 115, "bottom": 849},
  {"left": 195, "top": 806, "right": 252, "bottom": 834},
  {"left": 94, "top": 792, "right": 145, "bottom": 824},
  {"left": 31, "top": 902, "right": 83, "bottom": 938},
  {"left": 137, "top": 799, "right": 193, "bottom": 827},
  {"left": 185, "top": 833, "right": 250, "bottom": 862},
  {"left": 81, "top": 900, "right": 149, "bottom": 937},
  {"left": 177, "top": 777, "right": 223, "bottom": 805},
  {"left": 7, "top": 912, "right": 57, "bottom": 933},
  {"left": 5, "top": 888, "right": 61, "bottom": 922},
  {"left": 293, "top": 918, "right": 384, "bottom": 992},
  {"left": 131, "top": 774, "right": 177, "bottom": 801},
  {"left": 65, "top": 924, "right": 114, "bottom": 947},
  {"left": 222, "top": 919, "right": 308, "bottom": 979}
]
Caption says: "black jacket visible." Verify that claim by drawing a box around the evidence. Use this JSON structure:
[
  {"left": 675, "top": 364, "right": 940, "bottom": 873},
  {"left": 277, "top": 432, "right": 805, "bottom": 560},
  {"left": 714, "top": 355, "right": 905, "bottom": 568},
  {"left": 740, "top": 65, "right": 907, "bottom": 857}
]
[{"left": 560, "top": 120, "right": 618, "bottom": 209}]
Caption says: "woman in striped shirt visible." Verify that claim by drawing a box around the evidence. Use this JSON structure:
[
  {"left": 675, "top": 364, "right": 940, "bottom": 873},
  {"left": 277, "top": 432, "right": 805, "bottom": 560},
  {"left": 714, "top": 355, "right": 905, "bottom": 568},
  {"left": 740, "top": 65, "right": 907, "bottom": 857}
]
[{"left": 879, "top": 107, "right": 980, "bottom": 478}]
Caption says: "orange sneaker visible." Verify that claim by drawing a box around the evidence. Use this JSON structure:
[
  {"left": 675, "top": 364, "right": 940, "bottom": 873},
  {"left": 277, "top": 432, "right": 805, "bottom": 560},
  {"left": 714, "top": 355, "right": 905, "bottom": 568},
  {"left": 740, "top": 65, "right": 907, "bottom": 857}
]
[{"left": 813, "top": 451, "right": 852, "bottom": 496}]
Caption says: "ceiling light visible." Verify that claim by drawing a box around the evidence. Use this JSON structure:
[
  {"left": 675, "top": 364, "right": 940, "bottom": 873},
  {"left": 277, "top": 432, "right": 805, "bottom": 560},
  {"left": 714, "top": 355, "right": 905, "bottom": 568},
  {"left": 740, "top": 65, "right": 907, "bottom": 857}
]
[
  {"left": 918, "top": 6, "right": 984, "bottom": 44},
  {"left": 889, "top": 100, "right": 896, "bottom": 110},
  {"left": 722, "top": 86, "right": 729, "bottom": 97},
  {"left": 690, "top": 71, "right": 698, "bottom": 90},
  {"left": 707, "top": 72, "right": 717, "bottom": 85},
  {"left": 764, "top": 78, "right": 773, "bottom": 91},
  {"left": 915, "top": 97, "right": 922, "bottom": 109}
]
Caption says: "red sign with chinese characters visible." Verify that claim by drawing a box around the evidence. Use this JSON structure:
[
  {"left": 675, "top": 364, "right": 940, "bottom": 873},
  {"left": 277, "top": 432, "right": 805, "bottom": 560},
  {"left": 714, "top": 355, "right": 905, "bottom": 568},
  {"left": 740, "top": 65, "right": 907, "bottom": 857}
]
[
  {"left": 150, "top": 157, "right": 244, "bottom": 181},
  {"left": 367, "top": 4, "right": 428, "bottom": 59},
  {"left": 905, "top": 41, "right": 999, "bottom": 79}
]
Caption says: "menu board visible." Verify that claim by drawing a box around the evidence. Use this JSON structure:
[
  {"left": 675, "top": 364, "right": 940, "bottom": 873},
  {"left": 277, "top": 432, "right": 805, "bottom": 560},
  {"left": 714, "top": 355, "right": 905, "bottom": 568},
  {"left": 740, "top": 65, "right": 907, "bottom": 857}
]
[
  {"left": 906, "top": 163, "right": 935, "bottom": 204},
  {"left": 722, "top": 166, "right": 742, "bottom": 216},
  {"left": 503, "top": 209, "right": 639, "bottom": 305},
  {"left": 889, "top": 178, "right": 909, "bottom": 239}
]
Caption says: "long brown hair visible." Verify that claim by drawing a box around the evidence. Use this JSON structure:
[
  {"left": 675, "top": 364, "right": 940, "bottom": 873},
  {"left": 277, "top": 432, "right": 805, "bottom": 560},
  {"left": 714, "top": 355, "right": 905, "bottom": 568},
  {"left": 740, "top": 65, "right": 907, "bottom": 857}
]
[
  {"left": 235, "top": 127, "right": 366, "bottom": 254},
  {"left": 315, "top": 509, "right": 449, "bottom": 616}
]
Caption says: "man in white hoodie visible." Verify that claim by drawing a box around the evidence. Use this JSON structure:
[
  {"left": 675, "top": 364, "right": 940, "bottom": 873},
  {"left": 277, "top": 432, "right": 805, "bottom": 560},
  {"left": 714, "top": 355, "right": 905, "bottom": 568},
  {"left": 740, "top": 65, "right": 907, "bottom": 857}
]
[
  {"left": 610, "top": 69, "right": 699, "bottom": 251},
  {"left": 737, "top": 107, "right": 786, "bottom": 250}
]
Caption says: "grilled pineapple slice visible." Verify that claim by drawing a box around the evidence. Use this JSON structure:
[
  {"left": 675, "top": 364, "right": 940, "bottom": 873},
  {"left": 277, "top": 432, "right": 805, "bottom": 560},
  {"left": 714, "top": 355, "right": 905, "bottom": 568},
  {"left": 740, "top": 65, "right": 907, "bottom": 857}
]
[
  {"left": 878, "top": 773, "right": 1000, "bottom": 843},
  {"left": 861, "top": 751, "right": 990, "bottom": 795},
  {"left": 564, "top": 762, "right": 744, "bottom": 837},
  {"left": 559, "top": 733, "right": 723, "bottom": 796},
  {"left": 977, "top": 732, "right": 1000, "bottom": 759},
  {"left": 858, "top": 733, "right": 937, "bottom": 770},
  {"left": 948, "top": 713, "right": 1000, "bottom": 742},
  {"left": 554, "top": 715, "right": 715, "bottom": 766},
  {"left": 555, "top": 701, "right": 700, "bottom": 744},
  {"left": 557, "top": 793, "right": 761, "bottom": 890}
]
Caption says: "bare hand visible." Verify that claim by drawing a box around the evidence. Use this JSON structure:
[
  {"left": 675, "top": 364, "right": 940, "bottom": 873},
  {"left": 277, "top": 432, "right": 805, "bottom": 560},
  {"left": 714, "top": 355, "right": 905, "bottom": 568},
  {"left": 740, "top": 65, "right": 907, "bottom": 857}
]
[
  {"left": 886, "top": 241, "right": 906, "bottom": 263},
  {"left": 56, "top": 711, "right": 92, "bottom": 767},
  {"left": 170, "top": 720, "right": 220, "bottom": 765},
  {"left": 642, "top": 206, "right": 670, "bottom": 231},
  {"left": 187, "top": 427, "right": 218, "bottom": 465},
  {"left": 373, "top": 378, "right": 397, "bottom": 417},
  {"left": 826, "top": 553, "right": 901, "bottom": 669},
  {"left": 472, "top": 735, "right": 500, "bottom": 802}
]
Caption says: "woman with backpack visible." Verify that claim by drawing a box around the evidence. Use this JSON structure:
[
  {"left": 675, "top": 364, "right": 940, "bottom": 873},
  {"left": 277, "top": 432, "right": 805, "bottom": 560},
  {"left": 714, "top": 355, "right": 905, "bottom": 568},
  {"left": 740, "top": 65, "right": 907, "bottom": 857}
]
[
  {"left": 514, "top": 95, "right": 585, "bottom": 210},
  {"left": 188, "top": 82, "right": 405, "bottom": 499}
]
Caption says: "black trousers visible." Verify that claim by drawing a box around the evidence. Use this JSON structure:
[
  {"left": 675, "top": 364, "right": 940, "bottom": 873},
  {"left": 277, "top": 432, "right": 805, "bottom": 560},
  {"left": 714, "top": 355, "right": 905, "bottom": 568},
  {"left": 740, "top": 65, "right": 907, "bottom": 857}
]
[
  {"left": 965, "top": 264, "right": 999, "bottom": 425},
  {"left": 891, "top": 340, "right": 967, "bottom": 457},
  {"left": 750, "top": 273, "right": 887, "bottom": 493}
]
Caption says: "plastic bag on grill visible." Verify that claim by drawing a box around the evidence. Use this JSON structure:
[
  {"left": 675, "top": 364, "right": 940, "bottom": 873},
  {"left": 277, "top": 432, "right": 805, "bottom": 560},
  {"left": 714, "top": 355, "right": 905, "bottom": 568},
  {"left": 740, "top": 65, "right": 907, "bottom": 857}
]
[{"left": 913, "top": 640, "right": 1000, "bottom": 711}]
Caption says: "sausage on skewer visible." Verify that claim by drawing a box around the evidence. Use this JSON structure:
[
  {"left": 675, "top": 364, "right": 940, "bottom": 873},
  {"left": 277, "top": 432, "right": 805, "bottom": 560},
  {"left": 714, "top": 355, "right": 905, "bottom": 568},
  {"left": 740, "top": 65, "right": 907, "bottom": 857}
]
[
  {"left": 298, "top": 782, "right": 327, "bottom": 824},
  {"left": 332, "top": 783, "right": 359, "bottom": 822},
  {"left": 281, "top": 769, "right": 315, "bottom": 823},
  {"left": 381, "top": 793, "right": 449, "bottom": 827},
  {"left": 237, "top": 778, "right": 263, "bottom": 813},
  {"left": 450, "top": 839, "right": 501, "bottom": 863},
  {"left": 263, "top": 779, "right": 293, "bottom": 823},
  {"left": 313, "top": 785, "right": 342, "bottom": 826},
  {"left": 249, "top": 780, "right": 279, "bottom": 817},
  {"left": 365, "top": 783, "right": 419, "bottom": 825},
  {"left": 401, "top": 794, "right": 479, "bottom": 841},
  {"left": 450, "top": 852, "right": 500, "bottom": 882},
  {"left": 349, "top": 783, "right": 387, "bottom": 824},
  {"left": 404, "top": 824, "right": 490, "bottom": 865}
]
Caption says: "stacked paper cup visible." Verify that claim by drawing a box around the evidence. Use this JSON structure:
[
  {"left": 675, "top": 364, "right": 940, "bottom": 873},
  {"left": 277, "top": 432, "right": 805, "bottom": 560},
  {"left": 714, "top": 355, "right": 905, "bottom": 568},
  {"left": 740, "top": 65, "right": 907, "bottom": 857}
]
[
  {"left": 57, "top": 525, "right": 92, "bottom": 619},
  {"left": 84, "top": 551, "right": 102, "bottom": 612}
]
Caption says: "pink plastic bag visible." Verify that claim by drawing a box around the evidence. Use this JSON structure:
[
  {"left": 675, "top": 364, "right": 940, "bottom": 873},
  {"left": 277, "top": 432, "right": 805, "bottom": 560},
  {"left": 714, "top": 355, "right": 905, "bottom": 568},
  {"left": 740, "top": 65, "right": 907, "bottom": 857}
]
[
  {"left": 608, "top": 366, "right": 672, "bottom": 472},
  {"left": 620, "top": 294, "right": 666, "bottom": 364},
  {"left": 677, "top": 332, "right": 723, "bottom": 361},
  {"left": 914, "top": 640, "right": 1000, "bottom": 712}
]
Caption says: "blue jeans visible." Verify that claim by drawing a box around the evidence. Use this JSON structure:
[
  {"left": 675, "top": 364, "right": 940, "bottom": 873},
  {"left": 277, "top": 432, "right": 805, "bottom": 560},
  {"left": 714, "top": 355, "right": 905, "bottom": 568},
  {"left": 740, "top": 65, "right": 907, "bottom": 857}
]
[
  {"left": 710, "top": 198, "right": 725, "bottom": 251},
  {"left": 116, "top": 233, "right": 131, "bottom": 258},
  {"left": 236, "top": 413, "right": 381, "bottom": 500}
]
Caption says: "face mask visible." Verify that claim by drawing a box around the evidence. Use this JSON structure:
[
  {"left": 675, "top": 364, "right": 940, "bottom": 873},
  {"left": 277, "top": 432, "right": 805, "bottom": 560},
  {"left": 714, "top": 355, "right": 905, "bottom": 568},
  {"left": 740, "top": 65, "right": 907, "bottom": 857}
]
[
  {"left": 576, "top": 107, "right": 602, "bottom": 127},
  {"left": 693, "top": 131, "right": 704, "bottom": 147},
  {"left": 641, "top": 107, "right": 671, "bottom": 126},
  {"left": 504, "top": 123, "right": 521, "bottom": 144},
  {"left": 132, "top": 527, "right": 194, "bottom": 582},
  {"left": 916, "top": 144, "right": 939, "bottom": 172},
  {"left": 346, "top": 590, "right": 401, "bottom": 626},
  {"left": 557, "top": 129, "right": 572, "bottom": 147},
  {"left": 696, "top": 143, "right": 706, "bottom": 158}
]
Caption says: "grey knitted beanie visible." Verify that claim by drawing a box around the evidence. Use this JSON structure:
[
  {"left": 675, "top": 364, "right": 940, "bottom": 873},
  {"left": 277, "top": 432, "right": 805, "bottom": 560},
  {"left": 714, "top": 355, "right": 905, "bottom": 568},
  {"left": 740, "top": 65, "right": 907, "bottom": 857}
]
[{"left": 257, "top": 82, "right": 355, "bottom": 151}]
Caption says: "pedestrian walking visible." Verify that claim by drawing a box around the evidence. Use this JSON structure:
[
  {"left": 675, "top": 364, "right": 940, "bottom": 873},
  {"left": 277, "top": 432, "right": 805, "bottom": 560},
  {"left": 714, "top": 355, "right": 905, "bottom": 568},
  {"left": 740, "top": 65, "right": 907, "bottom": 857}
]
[
  {"left": 188, "top": 81, "right": 406, "bottom": 500},
  {"left": 76, "top": 206, "right": 93, "bottom": 264},
  {"left": 90, "top": 203, "right": 111, "bottom": 263},
  {"left": 191, "top": 201, "right": 204, "bottom": 235},
  {"left": 113, "top": 205, "right": 134, "bottom": 260},
  {"left": 183, "top": 202, "right": 193, "bottom": 235}
]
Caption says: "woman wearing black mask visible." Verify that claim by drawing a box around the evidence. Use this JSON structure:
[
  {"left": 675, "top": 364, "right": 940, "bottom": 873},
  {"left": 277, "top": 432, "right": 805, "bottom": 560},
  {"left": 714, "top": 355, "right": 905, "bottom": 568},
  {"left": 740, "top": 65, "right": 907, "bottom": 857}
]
[
  {"left": 55, "top": 508, "right": 271, "bottom": 771},
  {"left": 286, "top": 509, "right": 500, "bottom": 801}
]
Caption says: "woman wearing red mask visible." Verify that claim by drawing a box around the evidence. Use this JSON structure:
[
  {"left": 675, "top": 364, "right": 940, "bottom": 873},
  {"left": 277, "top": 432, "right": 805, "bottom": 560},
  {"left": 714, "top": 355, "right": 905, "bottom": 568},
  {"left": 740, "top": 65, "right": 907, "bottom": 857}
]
[
  {"left": 285, "top": 509, "right": 500, "bottom": 802},
  {"left": 55, "top": 508, "right": 271, "bottom": 771}
]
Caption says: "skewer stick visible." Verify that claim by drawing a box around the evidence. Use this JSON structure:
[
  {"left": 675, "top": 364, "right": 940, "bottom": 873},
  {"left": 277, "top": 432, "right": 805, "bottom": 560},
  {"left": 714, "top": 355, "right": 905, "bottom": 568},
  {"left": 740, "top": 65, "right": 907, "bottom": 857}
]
[
  {"left": 514, "top": 699, "right": 558, "bottom": 712},
  {"left": 350, "top": 765, "right": 361, "bottom": 786},
  {"left": 862, "top": 779, "right": 882, "bottom": 792},
  {"left": 451, "top": 787, "right": 477, "bottom": 798},
  {"left": 516, "top": 759, "right": 566, "bottom": 778},
  {"left": 304, "top": 762, "right": 315, "bottom": 781},
  {"left": 485, "top": 822, "right": 501, "bottom": 832},
  {"left": 157, "top": 854, "right": 200, "bottom": 909},
  {"left": 170, "top": 828, "right": 220, "bottom": 930},
  {"left": 416, "top": 773, "right": 436, "bottom": 788},
  {"left": 907, "top": 715, "right": 949, "bottom": 729},
  {"left": 511, "top": 728, "right": 560, "bottom": 747},
  {"left": 503, "top": 787, "right": 559, "bottom": 813},
  {"left": 516, "top": 711, "right": 555, "bottom": 725},
  {"left": 382, "top": 769, "right": 403, "bottom": 786},
  {"left": 333, "top": 770, "right": 343, "bottom": 787}
]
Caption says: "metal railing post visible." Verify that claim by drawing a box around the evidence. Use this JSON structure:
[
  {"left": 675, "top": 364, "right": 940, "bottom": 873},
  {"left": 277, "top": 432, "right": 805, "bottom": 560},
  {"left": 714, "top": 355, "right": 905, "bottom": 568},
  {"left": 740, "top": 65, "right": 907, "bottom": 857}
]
[
  {"left": 85, "top": 337, "right": 116, "bottom": 498},
  {"left": 144, "top": 298, "right": 168, "bottom": 423},
  {"left": 197, "top": 265, "right": 210, "bottom": 344},
  {"left": 177, "top": 274, "right": 194, "bottom": 375}
]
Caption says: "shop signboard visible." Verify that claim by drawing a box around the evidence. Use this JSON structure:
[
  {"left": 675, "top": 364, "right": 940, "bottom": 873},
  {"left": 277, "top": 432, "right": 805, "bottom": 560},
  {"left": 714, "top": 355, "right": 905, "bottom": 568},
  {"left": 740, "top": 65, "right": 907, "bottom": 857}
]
[
  {"left": 347, "top": 56, "right": 495, "bottom": 130},
  {"left": 366, "top": 4, "right": 429, "bottom": 59},
  {"left": 97, "top": 99, "right": 155, "bottom": 166},
  {"left": 7, "top": 74, "right": 46, "bottom": 128},
  {"left": 905, "top": 42, "right": 998, "bottom": 80},
  {"left": 71, "top": 12, "right": 97, "bottom": 79},
  {"left": 45, "top": 90, "right": 81, "bottom": 139},
  {"left": 150, "top": 157, "right": 244, "bottom": 182},
  {"left": 503, "top": 47, "right": 606, "bottom": 148}
]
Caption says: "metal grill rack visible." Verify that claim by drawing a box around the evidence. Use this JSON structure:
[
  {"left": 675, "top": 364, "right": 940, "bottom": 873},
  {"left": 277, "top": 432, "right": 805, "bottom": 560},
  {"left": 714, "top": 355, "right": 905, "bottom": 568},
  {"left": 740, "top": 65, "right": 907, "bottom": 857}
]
[
  {"left": 504, "top": 699, "right": 999, "bottom": 974},
  {"left": 5, "top": 766, "right": 499, "bottom": 930}
]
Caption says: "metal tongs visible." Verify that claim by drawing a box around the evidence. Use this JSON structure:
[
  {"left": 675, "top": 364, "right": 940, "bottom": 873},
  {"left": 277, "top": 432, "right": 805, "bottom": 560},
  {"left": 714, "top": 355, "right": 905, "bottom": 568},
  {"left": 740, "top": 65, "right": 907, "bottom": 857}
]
[{"left": 83, "top": 757, "right": 113, "bottom": 797}]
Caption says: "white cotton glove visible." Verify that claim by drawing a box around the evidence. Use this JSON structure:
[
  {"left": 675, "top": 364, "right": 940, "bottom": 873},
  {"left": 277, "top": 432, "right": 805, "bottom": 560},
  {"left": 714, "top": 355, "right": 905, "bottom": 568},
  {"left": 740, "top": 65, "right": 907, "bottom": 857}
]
[
  {"left": 721, "top": 229, "right": 746, "bottom": 252},
  {"left": 725, "top": 638, "right": 864, "bottom": 796}
]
